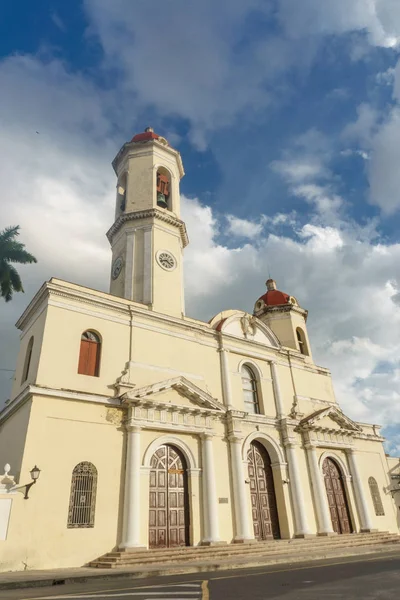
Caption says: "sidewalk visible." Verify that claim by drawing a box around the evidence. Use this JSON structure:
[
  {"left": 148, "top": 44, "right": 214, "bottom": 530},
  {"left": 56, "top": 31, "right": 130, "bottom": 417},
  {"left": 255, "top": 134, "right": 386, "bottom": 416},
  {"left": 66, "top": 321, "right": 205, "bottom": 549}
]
[{"left": 1, "top": 543, "right": 400, "bottom": 591}]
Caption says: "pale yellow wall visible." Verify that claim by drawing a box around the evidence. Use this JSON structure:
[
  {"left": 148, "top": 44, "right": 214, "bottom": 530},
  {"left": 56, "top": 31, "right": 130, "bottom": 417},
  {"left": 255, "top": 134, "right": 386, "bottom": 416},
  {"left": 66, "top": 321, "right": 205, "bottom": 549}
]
[
  {"left": 0, "top": 395, "right": 125, "bottom": 571},
  {"left": 152, "top": 224, "right": 184, "bottom": 317},
  {"left": 36, "top": 302, "right": 130, "bottom": 396},
  {"left": 0, "top": 400, "right": 32, "bottom": 480},
  {"left": 11, "top": 306, "right": 48, "bottom": 399}
]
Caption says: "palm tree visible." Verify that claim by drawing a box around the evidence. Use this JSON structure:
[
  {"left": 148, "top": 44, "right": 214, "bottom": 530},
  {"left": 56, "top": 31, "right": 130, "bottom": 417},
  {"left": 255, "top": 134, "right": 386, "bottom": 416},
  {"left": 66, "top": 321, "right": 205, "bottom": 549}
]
[{"left": 0, "top": 226, "right": 37, "bottom": 302}]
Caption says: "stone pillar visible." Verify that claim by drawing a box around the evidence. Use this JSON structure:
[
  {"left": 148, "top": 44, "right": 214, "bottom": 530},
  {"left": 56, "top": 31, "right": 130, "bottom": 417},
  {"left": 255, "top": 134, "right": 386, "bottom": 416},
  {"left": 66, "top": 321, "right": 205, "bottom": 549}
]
[
  {"left": 305, "top": 445, "right": 335, "bottom": 535},
  {"left": 219, "top": 346, "right": 233, "bottom": 409},
  {"left": 120, "top": 425, "right": 145, "bottom": 549},
  {"left": 347, "top": 449, "right": 375, "bottom": 532},
  {"left": 270, "top": 361, "right": 284, "bottom": 419},
  {"left": 201, "top": 434, "right": 223, "bottom": 545},
  {"left": 229, "top": 435, "right": 254, "bottom": 542},
  {"left": 285, "top": 443, "right": 312, "bottom": 537}
]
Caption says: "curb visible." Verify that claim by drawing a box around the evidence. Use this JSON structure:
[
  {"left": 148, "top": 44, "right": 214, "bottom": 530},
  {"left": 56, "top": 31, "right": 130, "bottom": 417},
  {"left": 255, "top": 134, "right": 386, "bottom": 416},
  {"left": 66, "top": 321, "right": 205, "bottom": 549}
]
[{"left": 1, "top": 544, "right": 400, "bottom": 591}]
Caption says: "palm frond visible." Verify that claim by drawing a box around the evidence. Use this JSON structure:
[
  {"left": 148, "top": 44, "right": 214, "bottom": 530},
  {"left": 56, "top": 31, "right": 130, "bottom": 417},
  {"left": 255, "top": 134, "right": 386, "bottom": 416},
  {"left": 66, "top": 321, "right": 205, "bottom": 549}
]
[
  {"left": 0, "top": 226, "right": 20, "bottom": 244},
  {"left": 8, "top": 264, "right": 23, "bottom": 294}
]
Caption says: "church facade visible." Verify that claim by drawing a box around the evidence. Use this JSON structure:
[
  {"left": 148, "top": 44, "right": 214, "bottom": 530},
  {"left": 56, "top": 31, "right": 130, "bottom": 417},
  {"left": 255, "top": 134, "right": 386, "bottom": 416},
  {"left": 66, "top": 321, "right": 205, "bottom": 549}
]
[{"left": 0, "top": 128, "right": 399, "bottom": 571}]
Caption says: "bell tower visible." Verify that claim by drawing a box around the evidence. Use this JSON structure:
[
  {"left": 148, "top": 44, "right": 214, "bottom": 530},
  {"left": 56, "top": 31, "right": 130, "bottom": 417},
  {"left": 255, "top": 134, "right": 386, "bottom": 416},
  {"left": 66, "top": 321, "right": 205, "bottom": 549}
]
[{"left": 107, "top": 128, "right": 188, "bottom": 318}]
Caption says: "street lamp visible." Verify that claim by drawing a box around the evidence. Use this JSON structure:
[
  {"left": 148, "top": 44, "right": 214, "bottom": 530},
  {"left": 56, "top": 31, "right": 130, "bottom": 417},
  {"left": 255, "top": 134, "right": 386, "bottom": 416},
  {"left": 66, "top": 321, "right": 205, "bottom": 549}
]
[{"left": 23, "top": 465, "right": 41, "bottom": 499}]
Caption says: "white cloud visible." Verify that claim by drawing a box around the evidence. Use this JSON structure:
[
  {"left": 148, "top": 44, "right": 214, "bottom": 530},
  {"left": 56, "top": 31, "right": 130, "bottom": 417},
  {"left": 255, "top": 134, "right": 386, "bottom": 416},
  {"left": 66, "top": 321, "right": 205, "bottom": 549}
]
[
  {"left": 277, "top": 0, "right": 400, "bottom": 49},
  {"left": 182, "top": 199, "right": 400, "bottom": 433},
  {"left": 226, "top": 215, "right": 264, "bottom": 238}
]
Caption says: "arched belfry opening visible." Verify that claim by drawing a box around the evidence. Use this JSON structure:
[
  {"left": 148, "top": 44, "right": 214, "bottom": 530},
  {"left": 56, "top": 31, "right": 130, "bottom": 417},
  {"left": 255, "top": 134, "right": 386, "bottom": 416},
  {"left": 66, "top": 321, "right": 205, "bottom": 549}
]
[
  {"left": 156, "top": 167, "right": 171, "bottom": 210},
  {"left": 116, "top": 173, "right": 127, "bottom": 217}
]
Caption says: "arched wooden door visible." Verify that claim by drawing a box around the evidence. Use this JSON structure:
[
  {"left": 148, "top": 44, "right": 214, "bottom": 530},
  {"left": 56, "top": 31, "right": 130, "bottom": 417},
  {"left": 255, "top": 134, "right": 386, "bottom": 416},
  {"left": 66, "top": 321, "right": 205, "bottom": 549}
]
[
  {"left": 323, "top": 458, "right": 352, "bottom": 534},
  {"left": 149, "top": 445, "right": 190, "bottom": 548},
  {"left": 247, "top": 441, "right": 281, "bottom": 540}
]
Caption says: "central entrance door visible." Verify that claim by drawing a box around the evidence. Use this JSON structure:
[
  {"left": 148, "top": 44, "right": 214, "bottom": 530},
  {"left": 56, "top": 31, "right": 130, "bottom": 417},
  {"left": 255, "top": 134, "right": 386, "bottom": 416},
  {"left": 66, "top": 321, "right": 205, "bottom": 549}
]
[
  {"left": 322, "top": 457, "right": 352, "bottom": 534},
  {"left": 149, "top": 445, "right": 189, "bottom": 548},
  {"left": 247, "top": 441, "right": 280, "bottom": 540}
]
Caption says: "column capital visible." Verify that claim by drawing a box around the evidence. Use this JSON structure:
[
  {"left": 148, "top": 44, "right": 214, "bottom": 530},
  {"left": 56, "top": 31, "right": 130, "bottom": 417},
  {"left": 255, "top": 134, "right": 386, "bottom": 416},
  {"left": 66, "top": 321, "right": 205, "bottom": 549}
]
[
  {"left": 126, "top": 424, "right": 141, "bottom": 433},
  {"left": 201, "top": 432, "right": 215, "bottom": 441},
  {"left": 284, "top": 441, "right": 299, "bottom": 449},
  {"left": 228, "top": 434, "right": 244, "bottom": 444},
  {"left": 304, "top": 442, "right": 317, "bottom": 451}
]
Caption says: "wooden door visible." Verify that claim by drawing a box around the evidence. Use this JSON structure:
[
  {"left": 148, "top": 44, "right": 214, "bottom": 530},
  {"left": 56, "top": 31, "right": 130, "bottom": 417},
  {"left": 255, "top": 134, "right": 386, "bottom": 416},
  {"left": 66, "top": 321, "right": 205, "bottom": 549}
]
[
  {"left": 323, "top": 458, "right": 352, "bottom": 534},
  {"left": 248, "top": 441, "right": 280, "bottom": 540},
  {"left": 149, "top": 445, "right": 189, "bottom": 548}
]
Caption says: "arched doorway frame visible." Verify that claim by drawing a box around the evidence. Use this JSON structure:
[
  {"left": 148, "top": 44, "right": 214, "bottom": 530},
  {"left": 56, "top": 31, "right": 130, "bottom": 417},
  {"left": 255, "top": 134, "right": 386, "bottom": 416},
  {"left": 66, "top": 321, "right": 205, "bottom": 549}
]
[
  {"left": 318, "top": 451, "right": 356, "bottom": 533},
  {"left": 242, "top": 432, "right": 291, "bottom": 538},
  {"left": 142, "top": 435, "right": 199, "bottom": 548}
]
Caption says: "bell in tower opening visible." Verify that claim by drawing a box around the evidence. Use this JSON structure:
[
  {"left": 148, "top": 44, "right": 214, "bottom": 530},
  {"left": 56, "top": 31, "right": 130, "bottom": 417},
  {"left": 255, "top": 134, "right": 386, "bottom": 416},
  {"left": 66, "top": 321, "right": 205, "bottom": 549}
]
[{"left": 157, "top": 170, "right": 170, "bottom": 209}]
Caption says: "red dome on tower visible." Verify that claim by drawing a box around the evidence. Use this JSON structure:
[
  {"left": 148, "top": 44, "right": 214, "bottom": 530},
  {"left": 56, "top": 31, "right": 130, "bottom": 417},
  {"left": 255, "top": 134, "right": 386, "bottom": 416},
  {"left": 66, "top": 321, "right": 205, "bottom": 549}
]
[
  {"left": 258, "top": 279, "right": 291, "bottom": 306},
  {"left": 131, "top": 127, "right": 170, "bottom": 146}
]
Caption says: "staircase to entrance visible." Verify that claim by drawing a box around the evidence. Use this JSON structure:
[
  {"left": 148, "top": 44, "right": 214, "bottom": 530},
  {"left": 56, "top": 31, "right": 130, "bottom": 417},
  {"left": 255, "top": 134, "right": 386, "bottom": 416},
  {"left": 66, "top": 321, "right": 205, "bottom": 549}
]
[{"left": 89, "top": 532, "right": 400, "bottom": 571}]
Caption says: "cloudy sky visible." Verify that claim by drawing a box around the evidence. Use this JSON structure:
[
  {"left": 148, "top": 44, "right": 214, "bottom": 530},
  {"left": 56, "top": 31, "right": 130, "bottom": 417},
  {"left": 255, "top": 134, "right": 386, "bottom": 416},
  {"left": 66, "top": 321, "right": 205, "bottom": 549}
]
[{"left": 1, "top": 1, "right": 400, "bottom": 454}]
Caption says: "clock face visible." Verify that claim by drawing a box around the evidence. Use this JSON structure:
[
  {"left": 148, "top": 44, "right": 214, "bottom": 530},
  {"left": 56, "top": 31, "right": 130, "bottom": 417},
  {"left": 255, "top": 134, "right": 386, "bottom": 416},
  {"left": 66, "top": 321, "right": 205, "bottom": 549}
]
[
  {"left": 111, "top": 256, "right": 123, "bottom": 280},
  {"left": 156, "top": 250, "right": 176, "bottom": 271}
]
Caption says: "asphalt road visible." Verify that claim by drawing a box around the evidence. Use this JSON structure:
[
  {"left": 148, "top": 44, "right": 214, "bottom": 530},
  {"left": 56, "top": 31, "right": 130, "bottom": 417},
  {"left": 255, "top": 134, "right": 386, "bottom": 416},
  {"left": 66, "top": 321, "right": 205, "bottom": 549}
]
[{"left": 2, "top": 551, "right": 400, "bottom": 600}]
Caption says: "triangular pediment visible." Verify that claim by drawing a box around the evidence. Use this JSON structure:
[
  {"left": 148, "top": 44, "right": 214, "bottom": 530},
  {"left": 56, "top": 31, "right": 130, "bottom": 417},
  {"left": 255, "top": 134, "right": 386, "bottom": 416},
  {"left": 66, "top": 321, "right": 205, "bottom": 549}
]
[
  {"left": 299, "top": 406, "right": 362, "bottom": 432},
  {"left": 122, "top": 376, "right": 226, "bottom": 412}
]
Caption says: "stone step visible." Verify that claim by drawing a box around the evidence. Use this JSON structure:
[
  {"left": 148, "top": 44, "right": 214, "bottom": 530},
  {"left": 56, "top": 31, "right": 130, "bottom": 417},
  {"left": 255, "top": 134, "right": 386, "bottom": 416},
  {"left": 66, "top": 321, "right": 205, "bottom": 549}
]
[
  {"left": 104, "top": 532, "right": 397, "bottom": 560},
  {"left": 90, "top": 542, "right": 400, "bottom": 571},
  {"left": 99, "top": 533, "right": 398, "bottom": 559},
  {"left": 100, "top": 537, "right": 400, "bottom": 564},
  {"left": 89, "top": 535, "right": 400, "bottom": 568}
]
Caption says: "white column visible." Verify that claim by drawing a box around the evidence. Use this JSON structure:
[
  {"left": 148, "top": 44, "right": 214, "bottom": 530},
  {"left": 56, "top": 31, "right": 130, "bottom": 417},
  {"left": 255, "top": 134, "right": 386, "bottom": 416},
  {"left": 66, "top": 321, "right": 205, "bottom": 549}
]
[
  {"left": 219, "top": 346, "right": 233, "bottom": 409},
  {"left": 229, "top": 436, "right": 253, "bottom": 542},
  {"left": 270, "top": 361, "right": 284, "bottom": 419},
  {"left": 120, "top": 425, "right": 144, "bottom": 548},
  {"left": 347, "top": 449, "right": 375, "bottom": 532},
  {"left": 305, "top": 445, "right": 335, "bottom": 535},
  {"left": 285, "top": 443, "right": 312, "bottom": 537},
  {"left": 201, "top": 434, "right": 222, "bottom": 544}
]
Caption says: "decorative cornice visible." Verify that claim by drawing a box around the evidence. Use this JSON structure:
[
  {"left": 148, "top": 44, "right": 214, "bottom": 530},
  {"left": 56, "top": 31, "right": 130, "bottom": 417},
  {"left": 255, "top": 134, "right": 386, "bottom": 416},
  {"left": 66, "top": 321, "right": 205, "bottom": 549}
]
[
  {"left": 106, "top": 208, "right": 189, "bottom": 248},
  {"left": 254, "top": 303, "right": 308, "bottom": 322},
  {"left": 112, "top": 139, "right": 185, "bottom": 178},
  {"left": 0, "top": 384, "right": 122, "bottom": 426}
]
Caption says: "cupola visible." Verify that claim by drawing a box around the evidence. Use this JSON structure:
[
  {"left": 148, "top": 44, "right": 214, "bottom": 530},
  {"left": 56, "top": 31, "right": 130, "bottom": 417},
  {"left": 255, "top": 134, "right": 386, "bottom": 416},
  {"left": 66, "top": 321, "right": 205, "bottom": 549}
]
[{"left": 253, "top": 279, "right": 312, "bottom": 359}]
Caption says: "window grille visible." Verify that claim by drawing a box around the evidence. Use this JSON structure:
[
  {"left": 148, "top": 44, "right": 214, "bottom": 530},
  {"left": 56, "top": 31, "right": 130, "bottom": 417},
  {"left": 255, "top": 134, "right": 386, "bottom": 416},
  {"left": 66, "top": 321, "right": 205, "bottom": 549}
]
[
  {"left": 368, "top": 476, "right": 385, "bottom": 516},
  {"left": 67, "top": 462, "right": 98, "bottom": 528},
  {"left": 241, "top": 365, "right": 260, "bottom": 414}
]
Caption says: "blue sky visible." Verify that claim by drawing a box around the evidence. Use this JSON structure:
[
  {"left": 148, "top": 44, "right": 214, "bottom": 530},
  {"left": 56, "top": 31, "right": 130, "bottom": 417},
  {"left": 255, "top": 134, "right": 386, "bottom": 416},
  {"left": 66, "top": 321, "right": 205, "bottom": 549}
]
[{"left": 1, "top": 1, "right": 400, "bottom": 453}]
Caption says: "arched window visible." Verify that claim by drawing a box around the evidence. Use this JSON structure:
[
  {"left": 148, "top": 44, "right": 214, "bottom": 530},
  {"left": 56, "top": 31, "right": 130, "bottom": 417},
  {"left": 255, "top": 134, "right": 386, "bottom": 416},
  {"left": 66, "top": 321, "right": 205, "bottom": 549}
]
[
  {"left": 22, "top": 336, "right": 34, "bottom": 383},
  {"left": 241, "top": 365, "right": 260, "bottom": 414},
  {"left": 296, "top": 328, "right": 308, "bottom": 355},
  {"left": 156, "top": 168, "right": 171, "bottom": 210},
  {"left": 78, "top": 331, "right": 101, "bottom": 377},
  {"left": 368, "top": 476, "right": 385, "bottom": 516},
  {"left": 67, "top": 462, "right": 98, "bottom": 528},
  {"left": 116, "top": 173, "right": 127, "bottom": 215}
]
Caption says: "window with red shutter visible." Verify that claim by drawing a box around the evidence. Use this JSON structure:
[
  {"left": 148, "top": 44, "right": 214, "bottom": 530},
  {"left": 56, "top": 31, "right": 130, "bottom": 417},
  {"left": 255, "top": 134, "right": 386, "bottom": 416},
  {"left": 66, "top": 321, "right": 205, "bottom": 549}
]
[{"left": 78, "top": 331, "right": 101, "bottom": 376}]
